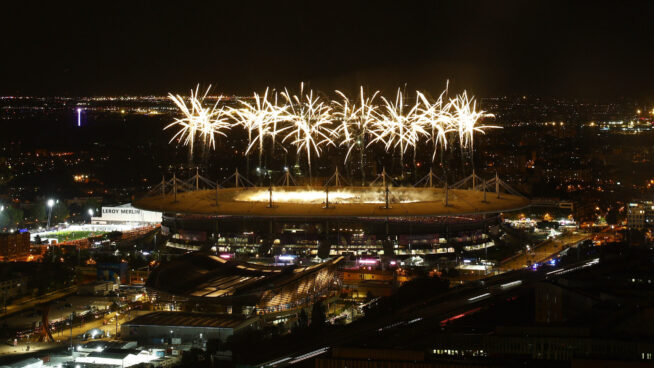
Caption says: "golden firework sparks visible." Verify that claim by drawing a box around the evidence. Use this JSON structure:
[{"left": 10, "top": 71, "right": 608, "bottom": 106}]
[
  {"left": 281, "top": 83, "right": 337, "bottom": 179},
  {"left": 333, "top": 86, "right": 380, "bottom": 165},
  {"left": 232, "top": 88, "right": 290, "bottom": 167},
  {"left": 165, "top": 84, "right": 231, "bottom": 151}
]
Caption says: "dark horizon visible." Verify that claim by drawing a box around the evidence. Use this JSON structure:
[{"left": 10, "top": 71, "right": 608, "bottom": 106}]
[{"left": 3, "top": 1, "right": 654, "bottom": 100}]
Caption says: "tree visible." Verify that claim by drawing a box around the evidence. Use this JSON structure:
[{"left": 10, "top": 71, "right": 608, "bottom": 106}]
[
  {"left": 0, "top": 206, "right": 23, "bottom": 228},
  {"left": 31, "top": 248, "right": 75, "bottom": 294},
  {"left": 296, "top": 309, "right": 308, "bottom": 330},
  {"left": 310, "top": 301, "right": 326, "bottom": 329},
  {"left": 205, "top": 338, "right": 225, "bottom": 354},
  {"left": 0, "top": 158, "right": 13, "bottom": 187},
  {"left": 29, "top": 202, "right": 47, "bottom": 221},
  {"left": 30, "top": 200, "right": 69, "bottom": 223},
  {"left": 51, "top": 203, "right": 69, "bottom": 223},
  {"left": 84, "top": 198, "right": 101, "bottom": 216},
  {"left": 606, "top": 208, "right": 619, "bottom": 225},
  {"left": 107, "top": 231, "right": 123, "bottom": 241}
]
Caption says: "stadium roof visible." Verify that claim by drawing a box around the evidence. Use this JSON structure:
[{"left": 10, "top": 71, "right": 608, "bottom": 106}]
[{"left": 134, "top": 187, "right": 530, "bottom": 218}]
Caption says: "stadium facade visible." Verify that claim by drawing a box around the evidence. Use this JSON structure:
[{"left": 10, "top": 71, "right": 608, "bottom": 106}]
[{"left": 133, "top": 172, "right": 529, "bottom": 257}]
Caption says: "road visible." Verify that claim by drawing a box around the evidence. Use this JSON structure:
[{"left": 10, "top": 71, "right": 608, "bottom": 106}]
[
  {"left": 0, "top": 286, "right": 77, "bottom": 319},
  {"left": 497, "top": 232, "right": 590, "bottom": 271},
  {"left": 0, "top": 311, "right": 137, "bottom": 358},
  {"left": 50, "top": 310, "right": 136, "bottom": 342}
]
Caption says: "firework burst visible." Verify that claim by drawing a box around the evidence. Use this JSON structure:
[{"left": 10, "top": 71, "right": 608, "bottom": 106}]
[
  {"left": 415, "top": 86, "right": 456, "bottom": 162},
  {"left": 449, "top": 91, "right": 498, "bottom": 151},
  {"left": 165, "top": 85, "right": 231, "bottom": 151},
  {"left": 333, "top": 87, "right": 380, "bottom": 165},
  {"left": 232, "top": 88, "right": 290, "bottom": 168},
  {"left": 164, "top": 82, "right": 500, "bottom": 182},
  {"left": 281, "top": 83, "right": 337, "bottom": 180},
  {"left": 369, "top": 88, "right": 427, "bottom": 176}
]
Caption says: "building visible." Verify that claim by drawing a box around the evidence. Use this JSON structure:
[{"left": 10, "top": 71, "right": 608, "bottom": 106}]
[
  {"left": 76, "top": 264, "right": 149, "bottom": 286},
  {"left": 0, "top": 232, "right": 30, "bottom": 261},
  {"left": 134, "top": 183, "right": 528, "bottom": 257},
  {"left": 0, "top": 275, "right": 29, "bottom": 300},
  {"left": 76, "top": 340, "right": 137, "bottom": 353},
  {"left": 121, "top": 311, "right": 258, "bottom": 343},
  {"left": 129, "top": 268, "right": 150, "bottom": 285},
  {"left": 0, "top": 357, "right": 44, "bottom": 368},
  {"left": 78, "top": 280, "right": 118, "bottom": 296},
  {"left": 341, "top": 268, "right": 397, "bottom": 298},
  {"left": 627, "top": 201, "right": 654, "bottom": 230},
  {"left": 146, "top": 254, "right": 342, "bottom": 315},
  {"left": 92, "top": 203, "right": 162, "bottom": 226},
  {"left": 316, "top": 348, "right": 430, "bottom": 368},
  {"left": 75, "top": 348, "right": 159, "bottom": 367}
]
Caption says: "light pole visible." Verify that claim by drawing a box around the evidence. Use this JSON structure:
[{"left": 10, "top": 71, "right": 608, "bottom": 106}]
[
  {"left": 88, "top": 208, "right": 94, "bottom": 224},
  {"left": 115, "top": 286, "right": 121, "bottom": 337},
  {"left": 69, "top": 312, "right": 73, "bottom": 354},
  {"left": 46, "top": 199, "right": 55, "bottom": 229}
]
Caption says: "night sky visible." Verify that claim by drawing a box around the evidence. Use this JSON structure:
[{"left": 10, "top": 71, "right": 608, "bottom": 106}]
[{"left": 3, "top": 1, "right": 654, "bottom": 99}]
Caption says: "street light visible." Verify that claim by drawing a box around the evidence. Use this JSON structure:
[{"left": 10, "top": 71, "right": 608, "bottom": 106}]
[
  {"left": 115, "top": 312, "right": 120, "bottom": 337},
  {"left": 47, "top": 199, "right": 55, "bottom": 229}
]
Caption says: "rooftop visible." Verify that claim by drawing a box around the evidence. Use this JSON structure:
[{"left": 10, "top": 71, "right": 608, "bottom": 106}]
[
  {"left": 146, "top": 254, "right": 342, "bottom": 309},
  {"left": 124, "top": 311, "right": 253, "bottom": 329},
  {"left": 134, "top": 186, "right": 530, "bottom": 218},
  {"left": 86, "top": 348, "right": 142, "bottom": 360}
]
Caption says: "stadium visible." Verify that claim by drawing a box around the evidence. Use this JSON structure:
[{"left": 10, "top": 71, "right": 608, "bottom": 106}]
[
  {"left": 136, "top": 85, "right": 530, "bottom": 316},
  {"left": 135, "top": 81, "right": 529, "bottom": 258},
  {"left": 133, "top": 170, "right": 530, "bottom": 258}
]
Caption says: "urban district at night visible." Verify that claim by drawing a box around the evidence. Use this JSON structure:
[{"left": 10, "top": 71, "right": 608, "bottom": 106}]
[{"left": 2, "top": 2, "right": 654, "bottom": 368}]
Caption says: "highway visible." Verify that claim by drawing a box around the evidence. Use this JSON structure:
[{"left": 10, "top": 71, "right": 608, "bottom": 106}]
[{"left": 498, "top": 232, "right": 590, "bottom": 271}]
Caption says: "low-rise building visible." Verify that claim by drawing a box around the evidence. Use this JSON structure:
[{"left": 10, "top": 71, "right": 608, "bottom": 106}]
[
  {"left": 121, "top": 311, "right": 259, "bottom": 344},
  {"left": 92, "top": 203, "right": 162, "bottom": 226},
  {"left": 75, "top": 348, "right": 157, "bottom": 367},
  {"left": 627, "top": 201, "right": 654, "bottom": 230},
  {"left": 341, "top": 268, "right": 397, "bottom": 298},
  {"left": 78, "top": 281, "right": 118, "bottom": 296},
  {"left": 0, "top": 232, "right": 30, "bottom": 261},
  {"left": 129, "top": 268, "right": 149, "bottom": 285},
  {"left": 0, "top": 275, "right": 29, "bottom": 300},
  {"left": 0, "top": 357, "right": 43, "bottom": 368}
]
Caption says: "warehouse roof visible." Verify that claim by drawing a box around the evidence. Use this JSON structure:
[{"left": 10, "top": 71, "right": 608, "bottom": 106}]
[{"left": 124, "top": 311, "right": 255, "bottom": 329}]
